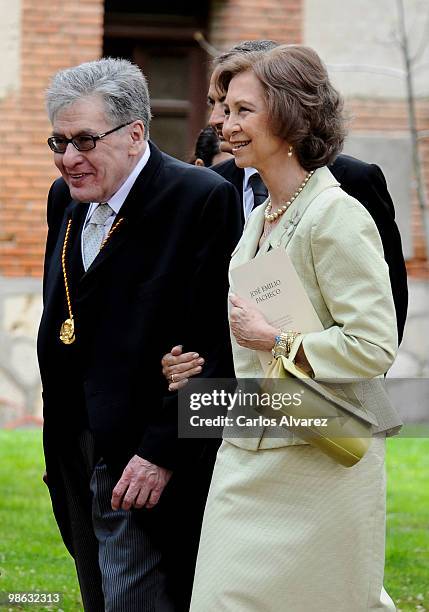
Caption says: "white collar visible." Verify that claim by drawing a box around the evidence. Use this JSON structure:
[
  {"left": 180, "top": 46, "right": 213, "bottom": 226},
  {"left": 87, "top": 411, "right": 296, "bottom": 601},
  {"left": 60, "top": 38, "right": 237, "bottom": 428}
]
[
  {"left": 105, "top": 142, "right": 151, "bottom": 214},
  {"left": 243, "top": 166, "right": 259, "bottom": 191}
]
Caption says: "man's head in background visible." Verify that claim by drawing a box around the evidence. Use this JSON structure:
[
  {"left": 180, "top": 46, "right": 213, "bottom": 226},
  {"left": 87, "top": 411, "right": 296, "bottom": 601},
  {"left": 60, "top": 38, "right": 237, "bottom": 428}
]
[{"left": 207, "top": 40, "right": 279, "bottom": 154}]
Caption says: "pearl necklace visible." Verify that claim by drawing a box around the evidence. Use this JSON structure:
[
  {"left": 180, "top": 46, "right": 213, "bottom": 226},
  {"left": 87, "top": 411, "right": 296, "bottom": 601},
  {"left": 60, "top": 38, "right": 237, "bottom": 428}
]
[{"left": 264, "top": 170, "right": 314, "bottom": 222}]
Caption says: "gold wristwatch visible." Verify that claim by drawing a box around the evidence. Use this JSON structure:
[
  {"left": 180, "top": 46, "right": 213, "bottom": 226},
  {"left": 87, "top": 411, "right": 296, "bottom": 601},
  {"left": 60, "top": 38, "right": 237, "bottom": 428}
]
[{"left": 271, "top": 331, "right": 300, "bottom": 359}]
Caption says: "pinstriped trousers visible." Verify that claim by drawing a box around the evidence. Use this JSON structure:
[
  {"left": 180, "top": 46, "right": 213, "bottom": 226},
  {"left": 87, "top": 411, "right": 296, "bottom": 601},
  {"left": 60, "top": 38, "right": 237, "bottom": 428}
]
[{"left": 57, "top": 431, "right": 175, "bottom": 612}]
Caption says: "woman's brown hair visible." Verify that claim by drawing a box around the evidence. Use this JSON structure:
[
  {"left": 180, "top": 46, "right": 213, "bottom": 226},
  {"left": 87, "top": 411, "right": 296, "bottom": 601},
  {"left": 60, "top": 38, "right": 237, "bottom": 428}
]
[{"left": 216, "top": 44, "right": 347, "bottom": 170}]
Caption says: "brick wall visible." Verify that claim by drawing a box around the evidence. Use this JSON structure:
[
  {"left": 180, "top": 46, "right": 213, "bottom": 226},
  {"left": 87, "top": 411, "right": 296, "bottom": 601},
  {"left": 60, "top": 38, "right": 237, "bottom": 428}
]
[
  {"left": 0, "top": 0, "right": 104, "bottom": 278},
  {"left": 0, "top": 0, "right": 427, "bottom": 278},
  {"left": 347, "top": 97, "right": 429, "bottom": 277},
  {"left": 209, "top": 0, "right": 303, "bottom": 49}
]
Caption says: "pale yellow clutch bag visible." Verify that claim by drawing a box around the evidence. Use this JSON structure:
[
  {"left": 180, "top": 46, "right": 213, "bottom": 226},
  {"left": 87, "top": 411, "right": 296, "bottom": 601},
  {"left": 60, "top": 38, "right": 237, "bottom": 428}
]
[{"left": 261, "top": 355, "right": 377, "bottom": 467}]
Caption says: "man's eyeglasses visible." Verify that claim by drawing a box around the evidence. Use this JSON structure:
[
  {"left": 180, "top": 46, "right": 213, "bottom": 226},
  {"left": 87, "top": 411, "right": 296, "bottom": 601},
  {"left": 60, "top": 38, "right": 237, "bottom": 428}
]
[{"left": 47, "top": 121, "right": 133, "bottom": 154}]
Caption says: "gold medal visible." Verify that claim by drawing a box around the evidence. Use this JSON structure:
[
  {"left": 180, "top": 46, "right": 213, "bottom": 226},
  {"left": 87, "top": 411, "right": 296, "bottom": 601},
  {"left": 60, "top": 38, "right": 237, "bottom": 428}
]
[
  {"left": 59, "top": 215, "right": 124, "bottom": 346},
  {"left": 60, "top": 317, "right": 75, "bottom": 345}
]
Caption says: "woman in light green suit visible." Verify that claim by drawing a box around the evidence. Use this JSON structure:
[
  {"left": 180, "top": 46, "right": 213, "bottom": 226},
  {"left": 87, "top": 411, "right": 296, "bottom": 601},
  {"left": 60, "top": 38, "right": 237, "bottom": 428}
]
[{"left": 190, "top": 45, "right": 400, "bottom": 611}]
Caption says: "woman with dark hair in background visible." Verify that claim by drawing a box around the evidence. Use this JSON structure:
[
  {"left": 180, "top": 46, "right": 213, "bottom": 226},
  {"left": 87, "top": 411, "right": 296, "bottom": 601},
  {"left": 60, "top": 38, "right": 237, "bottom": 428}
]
[{"left": 189, "top": 125, "right": 233, "bottom": 167}]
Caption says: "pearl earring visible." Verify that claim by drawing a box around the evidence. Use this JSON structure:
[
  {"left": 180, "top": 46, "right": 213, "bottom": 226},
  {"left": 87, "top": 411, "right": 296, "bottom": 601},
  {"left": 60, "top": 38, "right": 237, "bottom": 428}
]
[{"left": 288, "top": 146, "right": 293, "bottom": 158}]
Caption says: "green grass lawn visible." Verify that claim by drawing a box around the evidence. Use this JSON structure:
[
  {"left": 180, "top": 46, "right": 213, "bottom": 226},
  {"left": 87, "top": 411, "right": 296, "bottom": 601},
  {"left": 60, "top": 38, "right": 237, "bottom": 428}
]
[
  {"left": 0, "top": 431, "right": 81, "bottom": 611},
  {"left": 385, "top": 435, "right": 429, "bottom": 611},
  {"left": 0, "top": 431, "right": 428, "bottom": 611}
]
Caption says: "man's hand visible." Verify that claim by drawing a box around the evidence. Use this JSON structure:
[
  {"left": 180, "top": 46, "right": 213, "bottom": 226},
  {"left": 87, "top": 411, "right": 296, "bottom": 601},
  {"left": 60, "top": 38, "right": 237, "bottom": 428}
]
[
  {"left": 161, "top": 345, "right": 205, "bottom": 392},
  {"left": 111, "top": 455, "right": 172, "bottom": 511}
]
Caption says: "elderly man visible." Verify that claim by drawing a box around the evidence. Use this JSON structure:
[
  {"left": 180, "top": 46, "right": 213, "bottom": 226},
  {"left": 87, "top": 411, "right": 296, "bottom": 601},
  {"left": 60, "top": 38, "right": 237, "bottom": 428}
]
[{"left": 38, "top": 57, "right": 240, "bottom": 611}]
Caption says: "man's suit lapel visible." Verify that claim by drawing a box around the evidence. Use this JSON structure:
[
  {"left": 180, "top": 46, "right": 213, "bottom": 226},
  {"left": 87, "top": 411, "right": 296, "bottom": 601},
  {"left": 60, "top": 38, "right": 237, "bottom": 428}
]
[
  {"left": 44, "top": 199, "right": 88, "bottom": 306},
  {"left": 225, "top": 164, "right": 244, "bottom": 202},
  {"left": 78, "top": 142, "right": 164, "bottom": 292},
  {"left": 233, "top": 166, "right": 245, "bottom": 226},
  {"left": 212, "top": 158, "right": 244, "bottom": 200},
  {"left": 211, "top": 158, "right": 245, "bottom": 225},
  {"left": 69, "top": 200, "right": 88, "bottom": 282}
]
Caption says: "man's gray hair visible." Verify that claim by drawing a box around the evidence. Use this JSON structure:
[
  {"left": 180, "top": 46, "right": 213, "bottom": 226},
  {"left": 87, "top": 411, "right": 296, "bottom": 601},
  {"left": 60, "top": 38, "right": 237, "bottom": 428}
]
[
  {"left": 46, "top": 57, "right": 151, "bottom": 139},
  {"left": 213, "top": 40, "right": 279, "bottom": 67}
]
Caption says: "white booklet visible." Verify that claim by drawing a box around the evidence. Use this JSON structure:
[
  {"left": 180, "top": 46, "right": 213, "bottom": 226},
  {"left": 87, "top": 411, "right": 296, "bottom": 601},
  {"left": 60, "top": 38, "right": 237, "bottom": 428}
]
[{"left": 230, "top": 248, "right": 323, "bottom": 372}]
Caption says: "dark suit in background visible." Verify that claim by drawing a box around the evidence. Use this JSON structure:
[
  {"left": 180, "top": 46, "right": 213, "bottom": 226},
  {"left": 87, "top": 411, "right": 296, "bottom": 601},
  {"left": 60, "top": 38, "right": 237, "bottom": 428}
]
[{"left": 212, "top": 153, "right": 408, "bottom": 344}]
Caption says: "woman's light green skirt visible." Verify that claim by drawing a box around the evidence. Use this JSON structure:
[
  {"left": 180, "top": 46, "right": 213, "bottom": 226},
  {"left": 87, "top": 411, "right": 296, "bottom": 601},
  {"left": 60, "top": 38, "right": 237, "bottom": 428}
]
[{"left": 190, "top": 436, "right": 395, "bottom": 612}]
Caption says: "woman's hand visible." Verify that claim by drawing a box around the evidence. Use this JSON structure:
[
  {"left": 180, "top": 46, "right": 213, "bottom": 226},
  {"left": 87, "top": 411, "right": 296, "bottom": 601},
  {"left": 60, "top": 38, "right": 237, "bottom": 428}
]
[
  {"left": 161, "top": 345, "right": 205, "bottom": 392},
  {"left": 229, "top": 293, "right": 277, "bottom": 351}
]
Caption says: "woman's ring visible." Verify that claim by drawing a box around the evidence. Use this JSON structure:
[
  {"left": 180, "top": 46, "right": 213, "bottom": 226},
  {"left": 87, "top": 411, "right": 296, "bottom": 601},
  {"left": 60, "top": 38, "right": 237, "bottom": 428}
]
[{"left": 170, "top": 374, "right": 176, "bottom": 383}]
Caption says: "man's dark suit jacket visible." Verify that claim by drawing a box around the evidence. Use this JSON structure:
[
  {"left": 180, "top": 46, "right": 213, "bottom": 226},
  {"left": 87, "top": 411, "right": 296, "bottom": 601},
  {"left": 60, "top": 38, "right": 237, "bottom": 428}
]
[
  {"left": 212, "top": 153, "right": 408, "bottom": 344},
  {"left": 37, "top": 142, "right": 241, "bottom": 608}
]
